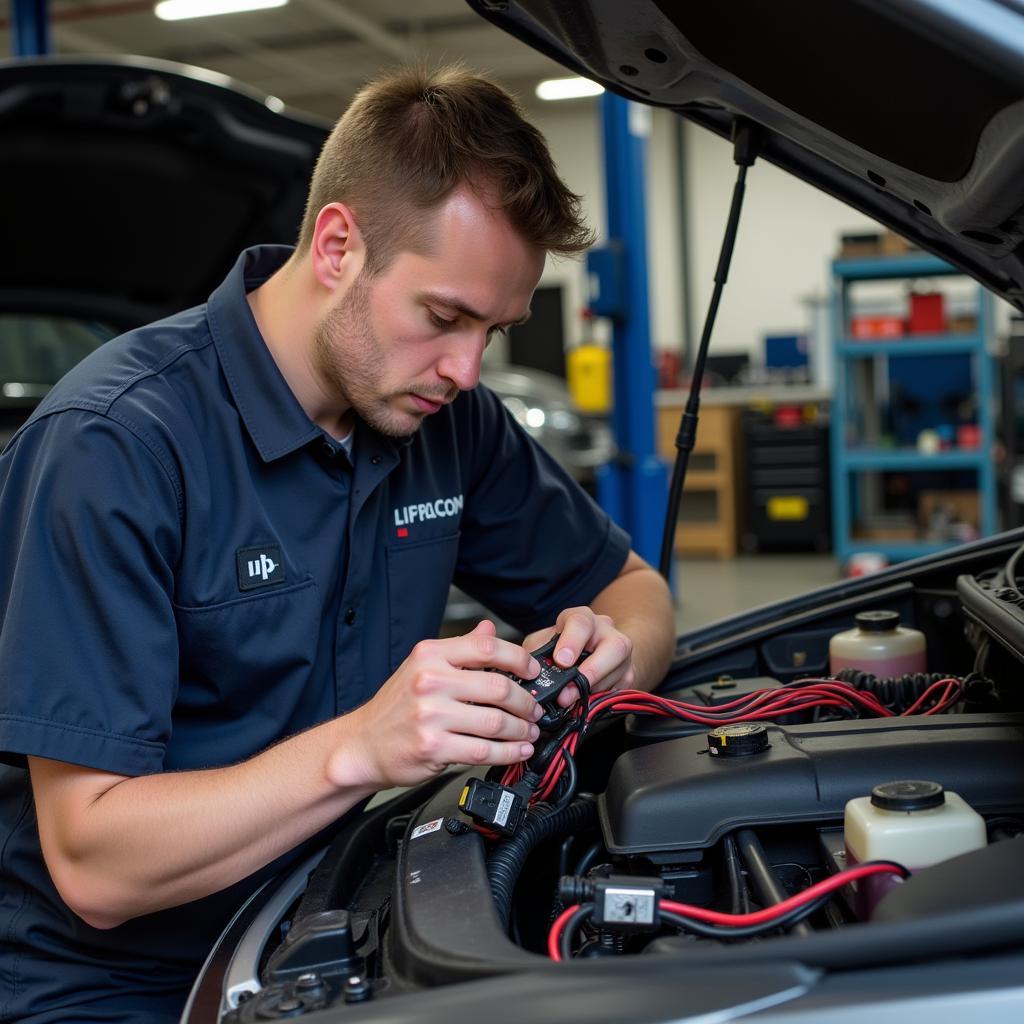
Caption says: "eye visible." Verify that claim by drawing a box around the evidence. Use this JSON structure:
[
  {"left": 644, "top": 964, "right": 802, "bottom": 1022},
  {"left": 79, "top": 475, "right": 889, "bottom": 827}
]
[
  {"left": 427, "top": 310, "right": 457, "bottom": 331},
  {"left": 487, "top": 325, "right": 509, "bottom": 340}
]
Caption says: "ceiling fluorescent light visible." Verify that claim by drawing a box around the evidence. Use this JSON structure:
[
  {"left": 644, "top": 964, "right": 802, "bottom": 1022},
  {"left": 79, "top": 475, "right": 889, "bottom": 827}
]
[
  {"left": 535, "top": 76, "right": 605, "bottom": 101},
  {"left": 155, "top": 0, "right": 288, "bottom": 21}
]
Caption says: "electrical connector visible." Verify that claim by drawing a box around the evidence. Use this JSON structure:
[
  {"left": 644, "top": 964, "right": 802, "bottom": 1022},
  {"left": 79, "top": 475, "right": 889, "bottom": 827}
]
[
  {"left": 558, "top": 875, "right": 667, "bottom": 930},
  {"left": 458, "top": 778, "right": 528, "bottom": 837}
]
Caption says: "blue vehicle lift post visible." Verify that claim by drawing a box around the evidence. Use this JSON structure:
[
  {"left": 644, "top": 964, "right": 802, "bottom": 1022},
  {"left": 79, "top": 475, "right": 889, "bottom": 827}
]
[
  {"left": 12, "top": 0, "right": 51, "bottom": 56},
  {"left": 593, "top": 92, "right": 668, "bottom": 572},
  {"left": 11, "top": 0, "right": 52, "bottom": 55}
]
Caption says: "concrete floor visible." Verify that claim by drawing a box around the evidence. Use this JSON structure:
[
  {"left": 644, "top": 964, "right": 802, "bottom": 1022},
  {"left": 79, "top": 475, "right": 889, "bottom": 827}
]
[{"left": 674, "top": 554, "right": 842, "bottom": 633}]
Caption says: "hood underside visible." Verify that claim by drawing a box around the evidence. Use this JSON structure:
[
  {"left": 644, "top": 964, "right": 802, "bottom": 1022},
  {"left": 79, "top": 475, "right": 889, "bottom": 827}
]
[
  {"left": 469, "top": 0, "right": 1024, "bottom": 311},
  {"left": 0, "top": 57, "right": 327, "bottom": 330}
]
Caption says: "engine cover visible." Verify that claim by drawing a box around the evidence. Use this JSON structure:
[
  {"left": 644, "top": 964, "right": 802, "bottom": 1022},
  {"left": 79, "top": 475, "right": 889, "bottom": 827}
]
[{"left": 599, "top": 714, "right": 1024, "bottom": 854}]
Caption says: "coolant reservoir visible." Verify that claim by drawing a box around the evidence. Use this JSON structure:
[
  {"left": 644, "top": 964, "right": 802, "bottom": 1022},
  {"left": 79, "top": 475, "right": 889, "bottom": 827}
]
[
  {"left": 828, "top": 609, "right": 926, "bottom": 677},
  {"left": 844, "top": 780, "right": 986, "bottom": 917}
]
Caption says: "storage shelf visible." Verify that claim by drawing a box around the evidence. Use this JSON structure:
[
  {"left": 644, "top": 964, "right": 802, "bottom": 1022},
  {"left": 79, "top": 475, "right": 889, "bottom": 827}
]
[
  {"left": 829, "top": 255, "right": 996, "bottom": 564},
  {"left": 837, "top": 334, "right": 983, "bottom": 358},
  {"left": 832, "top": 253, "right": 959, "bottom": 280},
  {"left": 842, "top": 447, "right": 987, "bottom": 471}
]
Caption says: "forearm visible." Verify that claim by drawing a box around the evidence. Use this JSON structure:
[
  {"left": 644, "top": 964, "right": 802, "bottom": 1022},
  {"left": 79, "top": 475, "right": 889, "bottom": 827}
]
[
  {"left": 590, "top": 562, "right": 674, "bottom": 691},
  {"left": 30, "top": 714, "right": 375, "bottom": 929},
  {"left": 33, "top": 627, "right": 544, "bottom": 931}
]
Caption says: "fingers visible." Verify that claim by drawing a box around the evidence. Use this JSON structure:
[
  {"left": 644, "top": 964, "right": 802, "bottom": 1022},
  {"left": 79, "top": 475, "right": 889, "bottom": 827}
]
[
  {"left": 542, "top": 607, "right": 636, "bottom": 700},
  {"left": 404, "top": 682, "right": 540, "bottom": 770},
  {"left": 427, "top": 668, "right": 544, "bottom": 725},
  {"left": 551, "top": 610, "right": 594, "bottom": 668},
  {"left": 416, "top": 625, "right": 539, "bottom": 680},
  {"left": 438, "top": 735, "right": 537, "bottom": 768},
  {"left": 446, "top": 697, "right": 540, "bottom": 744}
]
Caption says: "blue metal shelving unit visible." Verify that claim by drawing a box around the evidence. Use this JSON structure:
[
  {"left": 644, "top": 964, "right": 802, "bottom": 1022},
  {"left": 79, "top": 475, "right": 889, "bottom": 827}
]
[{"left": 830, "top": 253, "right": 997, "bottom": 563}]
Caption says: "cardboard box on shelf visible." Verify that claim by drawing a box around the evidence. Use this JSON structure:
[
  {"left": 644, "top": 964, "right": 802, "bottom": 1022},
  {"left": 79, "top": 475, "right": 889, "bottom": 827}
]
[
  {"left": 880, "top": 230, "right": 916, "bottom": 255},
  {"left": 918, "top": 490, "right": 980, "bottom": 530},
  {"left": 854, "top": 515, "right": 920, "bottom": 542},
  {"left": 839, "top": 231, "right": 882, "bottom": 259},
  {"left": 948, "top": 313, "right": 979, "bottom": 334}
]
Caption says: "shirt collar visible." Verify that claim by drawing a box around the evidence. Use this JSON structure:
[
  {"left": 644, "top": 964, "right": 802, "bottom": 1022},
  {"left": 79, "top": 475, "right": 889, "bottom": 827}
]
[
  {"left": 207, "top": 244, "right": 324, "bottom": 463},
  {"left": 207, "top": 244, "right": 414, "bottom": 465}
]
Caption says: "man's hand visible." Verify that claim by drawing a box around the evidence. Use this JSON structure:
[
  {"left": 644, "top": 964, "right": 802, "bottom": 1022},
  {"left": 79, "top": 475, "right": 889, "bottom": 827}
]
[
  {"left": 330, "top": 620, "right": 544, "bottom": 790},
  {"left": 522, "top": 606, "right": 635, "bottom": 708}
]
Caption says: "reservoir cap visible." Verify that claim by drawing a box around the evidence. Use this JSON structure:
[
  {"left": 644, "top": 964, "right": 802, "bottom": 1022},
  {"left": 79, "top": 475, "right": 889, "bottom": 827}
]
[
  {"left": 871, "top": 779, "right": 945, "bottom": 812},
  {"left": 707, "top": 722, "right": 769, "bottom": 757},
  {"left": 855, "top": 610, "right": 901, "bottom": 632}
]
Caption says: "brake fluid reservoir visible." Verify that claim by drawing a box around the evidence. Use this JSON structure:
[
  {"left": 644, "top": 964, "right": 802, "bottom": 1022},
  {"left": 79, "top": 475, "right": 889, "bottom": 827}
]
[
  {"left": 828, "top": 610, "right": 926, "bottom": 677},
  {"left": 844, "top": 780, "right": 986, "bottom": 918}
]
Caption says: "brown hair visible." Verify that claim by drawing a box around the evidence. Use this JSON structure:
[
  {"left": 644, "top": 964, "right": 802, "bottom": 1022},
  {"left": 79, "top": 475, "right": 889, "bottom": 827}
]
[{"left": 296, "top": 64, "right": 594, "bottom": 272}]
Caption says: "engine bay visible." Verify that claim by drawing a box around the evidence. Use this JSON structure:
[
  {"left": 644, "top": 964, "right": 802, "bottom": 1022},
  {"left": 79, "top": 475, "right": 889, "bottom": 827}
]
[{"left": 213, "top": 533, "right": 1024, "bottom": 1021}]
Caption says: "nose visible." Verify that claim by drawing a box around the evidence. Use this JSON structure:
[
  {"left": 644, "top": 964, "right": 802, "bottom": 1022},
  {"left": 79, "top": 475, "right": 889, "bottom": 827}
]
[{"left": 436, "top": 334, "right": 486, "bottom": 392}]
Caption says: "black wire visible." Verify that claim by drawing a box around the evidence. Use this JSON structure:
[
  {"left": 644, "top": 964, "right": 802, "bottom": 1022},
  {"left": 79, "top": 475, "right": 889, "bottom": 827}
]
[
  {"left": 659, "top": 859, "right": 909, "bottom": 942},
  {"left": 574, "top": 839, "right": 603, "bottom": 878},
  {"left": 558, "top": 835, "right": 576, "bottom": 879},
  {"left": 1007, "top": 542, "right": 1024, "bottom": 598},
  {"left": 551, "top": 750, "right": 578, "bottom": 814},
  {"left": 659, "top": 896, "right": 823, "bottom": 941},
  {"left": 560, "top": 904, "right": 594, "bottom": 960},
  {"left": 723, "top": 835, "right": 749, "bottom": 915}
]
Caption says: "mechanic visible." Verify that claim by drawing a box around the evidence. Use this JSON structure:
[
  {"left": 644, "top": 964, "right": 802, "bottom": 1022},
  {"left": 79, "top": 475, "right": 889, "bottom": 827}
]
[{"left": 0, "top": 66, "right": 674, "bottom": 1022}]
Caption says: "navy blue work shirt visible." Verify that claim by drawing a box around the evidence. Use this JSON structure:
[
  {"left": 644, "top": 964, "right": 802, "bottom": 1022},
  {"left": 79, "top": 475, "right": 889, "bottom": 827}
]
[{"left": 0, "top": 245, "right": 631, "bottom": 1021}]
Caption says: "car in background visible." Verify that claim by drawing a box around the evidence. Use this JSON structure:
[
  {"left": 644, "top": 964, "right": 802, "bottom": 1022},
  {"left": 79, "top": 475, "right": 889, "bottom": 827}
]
[{"left": 482, "top": 365, "right": 615, "bottom": 487}]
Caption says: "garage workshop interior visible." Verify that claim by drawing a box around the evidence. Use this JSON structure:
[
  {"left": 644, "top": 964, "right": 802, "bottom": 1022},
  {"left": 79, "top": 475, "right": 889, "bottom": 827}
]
[{"left": 3, "top": 1, "right": 1024, "bottom": 1022}]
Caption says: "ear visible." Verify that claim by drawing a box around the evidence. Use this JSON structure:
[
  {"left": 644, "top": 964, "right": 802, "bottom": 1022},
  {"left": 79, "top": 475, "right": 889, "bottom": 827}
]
[{"left": 310, "top": 203, "right": 366, "bottom": 292}]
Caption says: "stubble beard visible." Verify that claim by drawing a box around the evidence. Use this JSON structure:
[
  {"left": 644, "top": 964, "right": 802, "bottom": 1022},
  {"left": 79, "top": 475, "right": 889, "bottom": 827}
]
[{"left": 313, "top": 273, "right": 424, "bottom": 438}]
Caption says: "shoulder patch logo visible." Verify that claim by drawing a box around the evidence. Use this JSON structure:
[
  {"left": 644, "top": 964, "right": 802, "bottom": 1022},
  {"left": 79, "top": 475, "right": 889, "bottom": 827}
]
[{"left": 237, "top": 545, "right": 285, "bottom": 591}]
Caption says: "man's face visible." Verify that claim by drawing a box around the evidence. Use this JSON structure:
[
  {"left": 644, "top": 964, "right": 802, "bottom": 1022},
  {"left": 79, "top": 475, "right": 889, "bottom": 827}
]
[{"left": 313, "top": 188, "right": 546, "bottom": 437}]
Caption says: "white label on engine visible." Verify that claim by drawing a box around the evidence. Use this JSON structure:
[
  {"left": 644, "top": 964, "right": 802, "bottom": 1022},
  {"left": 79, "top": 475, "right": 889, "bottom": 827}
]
[
  {"left": 494, "top": 791, "right": 515, "bottom": 828},
  {"left": 410, "top": 817, "right": 444, "bottom": 839}
]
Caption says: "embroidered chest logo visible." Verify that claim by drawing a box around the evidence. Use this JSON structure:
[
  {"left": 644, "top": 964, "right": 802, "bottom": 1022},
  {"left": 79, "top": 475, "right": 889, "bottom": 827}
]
[
  {"left": 393, "top": 493, "right": 464, "bottom": 538},
  {"left": 236, "top": 545, "right": 286, "bottom": 591}
]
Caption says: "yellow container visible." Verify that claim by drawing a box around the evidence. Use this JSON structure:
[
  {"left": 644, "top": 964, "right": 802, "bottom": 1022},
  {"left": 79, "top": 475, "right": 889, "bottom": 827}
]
[{"left": 567, "top": 345, "right": 612, "bottom": 414}]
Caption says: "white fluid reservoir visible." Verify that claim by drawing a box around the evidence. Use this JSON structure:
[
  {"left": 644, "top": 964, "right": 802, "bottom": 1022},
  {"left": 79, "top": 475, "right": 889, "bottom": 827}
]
[
  {"left": 829, "top": 609, "right": 926, "bottom": 677},
  {"left": 844, "top": 779, "right": 986, "bottom": 917}
]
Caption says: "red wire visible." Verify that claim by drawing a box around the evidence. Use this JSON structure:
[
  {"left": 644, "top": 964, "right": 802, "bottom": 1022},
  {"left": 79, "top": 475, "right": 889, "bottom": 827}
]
[
  {"left": 524, "top": 678, "right": 962, "bottom": 804},
  {"left": 547, "top": 862, "right": 906, "bottom": 959},
  {"left": 661, "top": 861, "right": 905, "bottom": 926},
  {"left": 548, "top": 903, "right": 580, "bottom": 961}
]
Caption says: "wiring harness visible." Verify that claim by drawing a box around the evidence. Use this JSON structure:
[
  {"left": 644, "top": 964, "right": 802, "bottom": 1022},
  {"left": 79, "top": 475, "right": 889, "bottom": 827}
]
[
  {"left": 547, "top": 860, "right": 911, "bottom": 961},
  {"left": 486, "top": 673, "right": 969, "bottom": 812}
]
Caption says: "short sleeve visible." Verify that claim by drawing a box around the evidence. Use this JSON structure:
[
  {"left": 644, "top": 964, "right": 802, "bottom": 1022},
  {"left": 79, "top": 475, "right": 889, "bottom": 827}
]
[
  {"left": 0, "top": 409, "right": 181, "bottom": 775},
  {"left": 453, "top": 386, "right": 632, "bottom": 633}
]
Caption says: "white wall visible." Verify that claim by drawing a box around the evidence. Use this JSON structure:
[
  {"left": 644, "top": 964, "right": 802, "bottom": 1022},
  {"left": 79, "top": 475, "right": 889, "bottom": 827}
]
[
  {"left": 488, "top": 98, "right": 1017, "bottom": 375},
  {"left": 513, "top": 98, "right": 886, "bottom": 367},
  {"left": 684, "top": 123, "right": 879, "bottom": 361}
]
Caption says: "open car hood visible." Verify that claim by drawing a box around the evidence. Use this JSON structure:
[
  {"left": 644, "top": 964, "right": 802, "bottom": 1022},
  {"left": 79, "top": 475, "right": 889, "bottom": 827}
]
[
  {"left": 469, "top": 0, "right": 1024, "bottom": 312},
  {"left": 0, "top": 57, "right": 327, "bottom": 330}
]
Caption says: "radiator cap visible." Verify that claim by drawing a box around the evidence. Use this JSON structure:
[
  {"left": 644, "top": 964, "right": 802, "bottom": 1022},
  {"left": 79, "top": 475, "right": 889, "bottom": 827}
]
[{"left": 706, "top": 722, "right": 769, "bottom": 757}]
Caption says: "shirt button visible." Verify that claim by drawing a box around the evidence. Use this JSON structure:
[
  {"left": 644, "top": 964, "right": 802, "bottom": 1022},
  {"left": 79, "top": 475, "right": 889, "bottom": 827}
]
[
  {"left": 321, "top": 441, "right": 336, "bottom": 459},
  {"left": 371, "top": 455, "right": 382, "bottom": 465},
  {"left": 344, "top": 607, "right": 356, "bottom": 625}
]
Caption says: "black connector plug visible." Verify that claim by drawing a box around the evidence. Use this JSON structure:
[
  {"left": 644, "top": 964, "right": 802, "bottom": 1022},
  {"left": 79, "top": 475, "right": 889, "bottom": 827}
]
[
  {"left": 558, "top": 875, "right": 667, "bottom": 929},
  {"left": 458, "top": 778, "right": 527, "bottom": 837},
  {"left": 458, "top": 770, "right": 542, "bottom": 838}
]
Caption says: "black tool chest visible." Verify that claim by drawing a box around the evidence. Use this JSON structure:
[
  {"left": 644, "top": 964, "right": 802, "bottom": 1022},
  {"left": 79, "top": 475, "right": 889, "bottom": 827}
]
[{"left": 741, "top": 409, "right": 831, "bottom": 552}]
